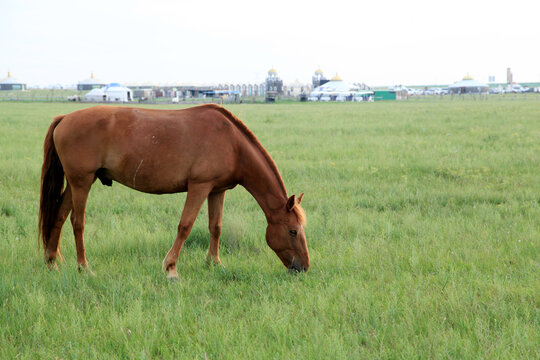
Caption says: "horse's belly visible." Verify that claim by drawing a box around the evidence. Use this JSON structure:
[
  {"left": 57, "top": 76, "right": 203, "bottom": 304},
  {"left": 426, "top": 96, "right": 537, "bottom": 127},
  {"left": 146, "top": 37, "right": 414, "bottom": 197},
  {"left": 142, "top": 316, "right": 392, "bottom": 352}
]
[
  {"left": 103, "top": 155, "right": 235, "bottom": 195},
  {"left": 105, "top": 164, "right": 189, "bottom": 194}
]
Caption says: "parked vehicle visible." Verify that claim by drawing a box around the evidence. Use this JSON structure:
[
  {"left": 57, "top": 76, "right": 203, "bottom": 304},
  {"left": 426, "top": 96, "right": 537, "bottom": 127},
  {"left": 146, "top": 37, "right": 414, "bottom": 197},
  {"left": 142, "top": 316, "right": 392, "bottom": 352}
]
[
  {"left": 319, "top": 95, "right": 331, "bottom": 102},
  {"left": 506, "top": 84, "right": 526, "bottom": 93}
]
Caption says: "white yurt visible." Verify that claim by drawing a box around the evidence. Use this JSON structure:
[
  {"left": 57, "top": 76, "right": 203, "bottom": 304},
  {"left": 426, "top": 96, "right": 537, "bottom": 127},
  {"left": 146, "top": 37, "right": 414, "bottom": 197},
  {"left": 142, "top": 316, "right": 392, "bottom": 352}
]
[
  {"left": 84, "top": 83, "right": 133, "bottom": 102},
  {"left": 448, "top": 75, "right": 489, "bottom": 94},
  {"left": 84, "top": 87, "right": 107, "bottom": 102},
  {"left": 309, "top": 74, "right": 359, "bottom": 101},
  {"left": 104, "top": 83, "right": 132, "bottom": 102}
]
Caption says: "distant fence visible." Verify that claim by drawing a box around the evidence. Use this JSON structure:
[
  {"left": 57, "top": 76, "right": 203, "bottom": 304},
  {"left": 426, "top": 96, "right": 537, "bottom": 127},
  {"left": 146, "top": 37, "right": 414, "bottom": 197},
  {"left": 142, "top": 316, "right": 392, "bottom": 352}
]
[
  {"left": 1, "top": 89, "right": 538, "bottom": 104},
  {"left": 0, "top": 91, "right": 289, "bottom": 104},
  {"left": 0, "top": 88, "right": 265, "bottom": 103}
]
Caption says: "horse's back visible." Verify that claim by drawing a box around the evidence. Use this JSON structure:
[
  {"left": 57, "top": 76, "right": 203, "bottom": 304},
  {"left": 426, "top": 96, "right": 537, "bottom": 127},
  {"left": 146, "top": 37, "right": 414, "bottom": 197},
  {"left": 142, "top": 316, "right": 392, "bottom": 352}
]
[{"left": 53, "top": 105, "right": 241, "bottom": 193}]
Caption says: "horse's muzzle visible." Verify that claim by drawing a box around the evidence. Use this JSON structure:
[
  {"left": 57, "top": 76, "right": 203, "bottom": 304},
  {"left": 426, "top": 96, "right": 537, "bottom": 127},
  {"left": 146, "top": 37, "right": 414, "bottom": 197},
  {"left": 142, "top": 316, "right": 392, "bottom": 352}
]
[{"left": 288, "top": 260, "right": 308, "bottom": 272}]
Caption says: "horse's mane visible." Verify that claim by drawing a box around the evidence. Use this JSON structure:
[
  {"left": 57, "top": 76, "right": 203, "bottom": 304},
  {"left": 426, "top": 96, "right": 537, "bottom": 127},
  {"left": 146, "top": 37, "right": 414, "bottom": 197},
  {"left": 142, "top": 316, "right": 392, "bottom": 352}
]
[
  {"left": 205, "top": 104, "right": 287, "bottom": 196},
  {"left": 204, "top": 104, "right": 306, "bottom": 226}
]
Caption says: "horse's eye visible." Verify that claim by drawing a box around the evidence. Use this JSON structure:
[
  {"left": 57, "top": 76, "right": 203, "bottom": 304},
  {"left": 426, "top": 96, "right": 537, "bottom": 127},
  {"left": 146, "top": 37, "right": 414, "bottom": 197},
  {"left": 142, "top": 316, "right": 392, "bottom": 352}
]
[{"left": 289, "top": 230, "right": 297, "bottom": 236}]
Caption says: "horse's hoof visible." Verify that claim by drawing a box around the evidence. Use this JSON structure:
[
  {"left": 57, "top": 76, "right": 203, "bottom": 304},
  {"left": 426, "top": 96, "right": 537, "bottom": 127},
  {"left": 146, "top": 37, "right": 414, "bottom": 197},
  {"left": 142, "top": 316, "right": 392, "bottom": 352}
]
[
  {"left": 165, "top": 264, "right": 179, "bottom": 280},
  {"left": 205, "top": 252, "right": 222, "bottom": 266},
  {"left": 78, "top": 265, "right": 95, "bottom": 276},
  {"left": 206, "top": 260, "right": 223, "bottom": 267},
  {"left": 45, "top": 255, "right": 58, "bottom": 270},
  {"left": 208, "top": 261, "right": 224, "bottom": 269},
  {"left": 166, "top": 269, "right": 179, "bottom": 281}
]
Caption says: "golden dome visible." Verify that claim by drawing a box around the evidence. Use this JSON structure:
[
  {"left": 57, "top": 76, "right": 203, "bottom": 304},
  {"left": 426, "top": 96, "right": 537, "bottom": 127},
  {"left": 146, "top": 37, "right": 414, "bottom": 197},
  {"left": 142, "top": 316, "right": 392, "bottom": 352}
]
[
  {"left": 463, "top": 74, "right": 473, "bottom": 80},
  {"left": 315, "top": 68, "right": 323, "bottom": 74},
  {"left": 1, "top": 71, "right": 21, "bottom": 84},
  {"left": 268, "top": 68, "right": 277, "bottom": 74},
  {"left": 331, "top": 73, "right": 343, "bottom": 81}
]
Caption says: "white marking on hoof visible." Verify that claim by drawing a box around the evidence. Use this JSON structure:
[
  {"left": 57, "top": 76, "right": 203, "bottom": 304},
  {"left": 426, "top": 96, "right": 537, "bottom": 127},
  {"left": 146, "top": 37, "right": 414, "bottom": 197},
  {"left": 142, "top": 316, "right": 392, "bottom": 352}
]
[{"left": 166, "top": 268, "right": 179, "bottom": 280}]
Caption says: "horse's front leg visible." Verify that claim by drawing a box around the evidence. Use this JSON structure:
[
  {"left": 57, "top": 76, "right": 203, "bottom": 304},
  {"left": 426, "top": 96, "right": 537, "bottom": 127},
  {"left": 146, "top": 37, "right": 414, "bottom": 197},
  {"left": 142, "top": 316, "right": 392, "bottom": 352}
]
[
  {"left": 163, "top": 183, "right": 213, "bottom": 280},
  {"left": 206, "top": 191, "right": 225, "bottom": 266}
]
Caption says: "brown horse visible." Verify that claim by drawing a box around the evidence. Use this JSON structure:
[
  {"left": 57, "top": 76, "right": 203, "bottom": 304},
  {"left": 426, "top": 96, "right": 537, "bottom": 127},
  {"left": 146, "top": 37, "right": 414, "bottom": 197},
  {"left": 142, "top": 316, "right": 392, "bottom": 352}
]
[{"left": 38, "top": 104, "right": 309, "bottom": 279}]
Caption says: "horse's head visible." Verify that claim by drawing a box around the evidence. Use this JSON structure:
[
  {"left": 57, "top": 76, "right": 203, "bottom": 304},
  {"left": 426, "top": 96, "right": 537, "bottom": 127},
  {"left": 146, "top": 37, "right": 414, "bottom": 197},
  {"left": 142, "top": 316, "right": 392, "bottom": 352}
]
[{"left": 266, "top": 193, "right": 310, "bottom": 272}]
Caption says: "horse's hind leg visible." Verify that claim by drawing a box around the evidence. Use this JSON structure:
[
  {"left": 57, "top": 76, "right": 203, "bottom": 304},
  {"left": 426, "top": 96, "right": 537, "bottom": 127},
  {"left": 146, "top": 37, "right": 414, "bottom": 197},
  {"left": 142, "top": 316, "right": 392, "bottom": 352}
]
[
  {"left": 163, "top": 183, "right": 213, "bottom": 279},
  {"left": 206, "top": 191, "right": 225, "bottom": 265},
  {"left": 69, "top": 179, "right": 93, "bottom": 272},
  {"left": 45, "top": 183, "right": 73, "bottom": 269}
]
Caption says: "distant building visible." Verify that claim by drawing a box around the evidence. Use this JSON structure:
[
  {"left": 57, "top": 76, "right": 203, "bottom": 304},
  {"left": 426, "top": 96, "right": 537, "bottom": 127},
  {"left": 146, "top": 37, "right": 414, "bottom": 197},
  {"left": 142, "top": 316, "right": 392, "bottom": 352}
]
[
  {"left": 77, "top": 73, "right": 107, "bottom": 91},
  {"left": 309, "top": 74, "right": 362, "bottom": 101},
  {"left": 104, "top": 83, "right": 132, "bottom": 102},
  {"left": 84, "top": 83, "right": 133, "bottom": 102},
  {"left": 0, "top": 72, "right": 26, "bottom": 91},
  {"left": 284, "top": 79, "right": 310, "bottom": 97},
  {"left": 312, "top": 68, "right": 328, "bottom": 89},
  {"left": 215, "top": 83, "right": 264, "bottom": 98},
  {"left": 448, "top": 75, "right": 489, "bottom": 94},
  {"left": 265, "top": 68, "right": 283, "bottom": 94},
  {"left": 373, "top": 89, "right": 408, "bottom": 101},
  {"left": 507, "top": 68, "right": 513, "bottom": 84}
]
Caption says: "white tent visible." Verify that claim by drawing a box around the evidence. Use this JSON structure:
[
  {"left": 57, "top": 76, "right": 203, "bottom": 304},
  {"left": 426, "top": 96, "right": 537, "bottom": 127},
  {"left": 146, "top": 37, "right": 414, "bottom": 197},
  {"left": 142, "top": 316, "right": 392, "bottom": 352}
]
[
  {"left": 104, "top": 83, "right": 132, "bottom": 102},
  {"left": 448, "top": 76, "right": 489, "bottom": 94},
  {"left": 83, "top": 83, "right": 133, "bottom": 102},
  {"left": 84, "top": 87, "right": 107, "bottom": 102},
  {"left": 309, "top": 75, "right": 360, "bottom": 101}
]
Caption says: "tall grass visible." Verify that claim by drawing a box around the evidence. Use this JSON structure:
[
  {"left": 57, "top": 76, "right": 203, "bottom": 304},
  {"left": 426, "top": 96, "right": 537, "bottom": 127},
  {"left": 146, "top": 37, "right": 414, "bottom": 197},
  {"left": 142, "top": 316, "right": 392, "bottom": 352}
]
[{"left": 0, "top": 100, "right": 538, "bottom": 359}]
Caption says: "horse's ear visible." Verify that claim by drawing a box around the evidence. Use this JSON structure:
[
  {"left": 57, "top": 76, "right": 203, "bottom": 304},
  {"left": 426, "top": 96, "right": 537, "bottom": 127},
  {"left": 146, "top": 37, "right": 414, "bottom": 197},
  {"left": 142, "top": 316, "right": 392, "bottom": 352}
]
[
  {"left": 297, "top": 192, "right": 304, "bottom": 204},
  {"left": 286, "top": 195, "right": 296, "bottom": 212}
]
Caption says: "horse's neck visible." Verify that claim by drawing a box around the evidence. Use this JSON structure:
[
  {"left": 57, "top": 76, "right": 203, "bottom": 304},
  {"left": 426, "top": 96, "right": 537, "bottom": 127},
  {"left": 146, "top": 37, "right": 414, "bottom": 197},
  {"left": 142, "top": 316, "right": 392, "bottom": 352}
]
[{"left": 239, "top": 144, "right": 287, "bottom": 223}]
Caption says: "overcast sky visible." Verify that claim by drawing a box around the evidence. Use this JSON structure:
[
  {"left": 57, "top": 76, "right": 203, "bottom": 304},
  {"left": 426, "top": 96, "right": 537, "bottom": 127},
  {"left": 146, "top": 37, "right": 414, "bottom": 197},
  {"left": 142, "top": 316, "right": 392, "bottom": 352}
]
[{"left": 1, "top": 0, "right": 539, "bottom": 87}]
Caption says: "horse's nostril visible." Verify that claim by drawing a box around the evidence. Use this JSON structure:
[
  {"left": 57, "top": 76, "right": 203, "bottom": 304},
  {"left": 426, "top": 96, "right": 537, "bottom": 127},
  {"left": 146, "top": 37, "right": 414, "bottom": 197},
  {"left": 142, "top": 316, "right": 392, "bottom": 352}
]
[{"left": 288, "top": 263, "right": 302, "bottom": 273}]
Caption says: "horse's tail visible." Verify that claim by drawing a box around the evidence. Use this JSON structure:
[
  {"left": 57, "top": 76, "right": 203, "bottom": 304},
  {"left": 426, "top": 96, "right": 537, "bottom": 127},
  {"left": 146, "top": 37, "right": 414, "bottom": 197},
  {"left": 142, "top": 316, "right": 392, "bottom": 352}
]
[{"left": 38, "top": 115, "right": 65, "bottom": 251}]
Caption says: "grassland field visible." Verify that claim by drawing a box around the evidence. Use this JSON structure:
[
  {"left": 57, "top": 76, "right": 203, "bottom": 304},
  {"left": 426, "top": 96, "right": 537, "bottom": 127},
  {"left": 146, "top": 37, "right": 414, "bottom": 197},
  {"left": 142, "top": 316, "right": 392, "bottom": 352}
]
[{"left": 0, "top": 99, "right": 538, "bottom": 359}]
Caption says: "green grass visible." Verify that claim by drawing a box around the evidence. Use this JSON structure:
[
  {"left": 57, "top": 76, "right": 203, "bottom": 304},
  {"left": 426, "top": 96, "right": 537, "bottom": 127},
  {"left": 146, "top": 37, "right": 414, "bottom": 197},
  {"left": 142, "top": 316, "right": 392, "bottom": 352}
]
[{"left": 0, "top": 100, "right": 539, "bottom": 359}]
